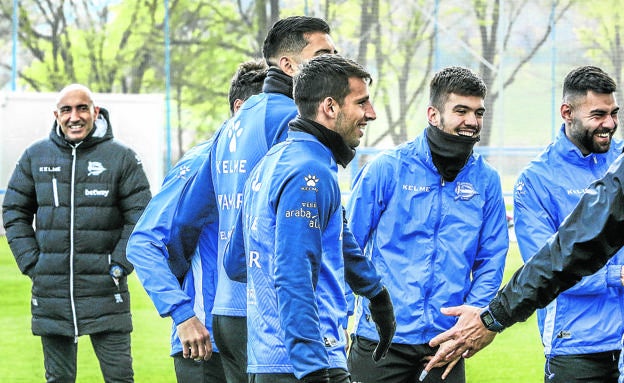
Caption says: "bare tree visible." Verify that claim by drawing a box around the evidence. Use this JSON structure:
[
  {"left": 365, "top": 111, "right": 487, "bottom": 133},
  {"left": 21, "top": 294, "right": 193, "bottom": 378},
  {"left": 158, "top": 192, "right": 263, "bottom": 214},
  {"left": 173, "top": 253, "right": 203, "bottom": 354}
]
[
  {"left": 470, "top": 0, "right": 575, "bottom": 146},
  {"left": 356, "top": 1, "right": 434, "bottom": 146},
  {"left": 576, "top": 0, "right": 624, "bottom": 110}
]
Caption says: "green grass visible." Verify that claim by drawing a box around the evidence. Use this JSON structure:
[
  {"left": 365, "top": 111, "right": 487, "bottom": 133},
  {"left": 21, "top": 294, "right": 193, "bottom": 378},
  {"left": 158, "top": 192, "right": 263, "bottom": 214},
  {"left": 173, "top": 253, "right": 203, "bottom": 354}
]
[
  {"left": 464, "top": 242, "right": 544, "bottom": 381},
  {"left": 0, "top": 235, "right": 175, "bottom": 382},
  {"left": 0, "top": 235, "right": 543, "bottom": 382}
]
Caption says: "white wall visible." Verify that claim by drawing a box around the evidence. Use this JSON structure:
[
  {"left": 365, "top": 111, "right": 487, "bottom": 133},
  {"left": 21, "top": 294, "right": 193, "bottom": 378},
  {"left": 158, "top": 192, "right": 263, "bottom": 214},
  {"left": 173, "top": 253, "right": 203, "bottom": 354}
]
[{"left": 0, "top": 91, "right": 166, "bottom": 233}]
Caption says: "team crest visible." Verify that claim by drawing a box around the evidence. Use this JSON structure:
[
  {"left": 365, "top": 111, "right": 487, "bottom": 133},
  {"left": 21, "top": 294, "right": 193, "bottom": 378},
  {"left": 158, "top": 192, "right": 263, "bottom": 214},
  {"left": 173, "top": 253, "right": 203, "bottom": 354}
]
[
  {"left": 454, "top": 182, "right": 478, "bottom": 201},
  {"left": 87, "top": 161, "right": 107, "bottom": 176}
]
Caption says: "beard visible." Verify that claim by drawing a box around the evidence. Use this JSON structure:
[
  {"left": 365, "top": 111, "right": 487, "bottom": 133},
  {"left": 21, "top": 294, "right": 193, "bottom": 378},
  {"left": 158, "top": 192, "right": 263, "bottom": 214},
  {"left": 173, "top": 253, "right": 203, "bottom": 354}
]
[
  {"left": 569, "top": 117, "right": 616, "bottom": 154},
  {"left": 335, "top": 111, "right": 361, "bottom": 148}
]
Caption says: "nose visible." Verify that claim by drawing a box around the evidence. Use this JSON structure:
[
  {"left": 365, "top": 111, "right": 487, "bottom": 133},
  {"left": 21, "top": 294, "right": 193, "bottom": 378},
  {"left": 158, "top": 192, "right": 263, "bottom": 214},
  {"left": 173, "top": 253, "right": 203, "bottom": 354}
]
[
  {"left": 69, "top": 108, "right": 82, "bottom": 121},
  {"left": 466, "top": 112, "right": 479, "bottom": 127},
  {"left": 365, "top": 103, "right": 377, "bottom": 121},
  {"left": 605, "top": 114, "right": 617, "bottom": 128}
]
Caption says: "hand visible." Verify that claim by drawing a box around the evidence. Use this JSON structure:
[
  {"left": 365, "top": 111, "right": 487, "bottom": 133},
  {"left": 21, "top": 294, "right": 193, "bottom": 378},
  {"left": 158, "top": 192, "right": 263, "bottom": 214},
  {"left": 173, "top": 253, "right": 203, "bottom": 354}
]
[
  {"left": 421, "top": 340, "right": 463, "bottom": 380},
  {"left": 422, "top": 305, "right": 497, "bottom": 376},
  {"left": 177, "top": 316, "right": 213, "bottom": 361},
  {"left": 301, "top": 368, "right": 330, "bottom": 383},
  {"left": 109, "top": 263, "right": 125, "bottom": 278},
  {"left": 368, "top": 286, "right": 396, "bottom": 362}
]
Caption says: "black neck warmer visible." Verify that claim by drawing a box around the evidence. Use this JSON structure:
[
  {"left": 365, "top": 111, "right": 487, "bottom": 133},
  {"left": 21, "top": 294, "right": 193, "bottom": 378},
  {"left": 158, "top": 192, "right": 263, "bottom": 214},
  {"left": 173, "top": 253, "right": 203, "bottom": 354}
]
[
  {"left": 262, "top": 67, "right": 293, "bottom": 98},
  {"left": 289, "top": 117, "right": 356, "bottom": 168},
  {"left": 426, "top": 124, "right": 479, "bottom": 182}
]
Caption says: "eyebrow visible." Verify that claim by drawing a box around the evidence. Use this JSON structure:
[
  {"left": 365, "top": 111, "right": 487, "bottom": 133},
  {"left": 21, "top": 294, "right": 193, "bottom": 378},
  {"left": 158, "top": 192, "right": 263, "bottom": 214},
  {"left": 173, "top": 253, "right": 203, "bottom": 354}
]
[
  {"left": 589, "top": 107, "right": 619, "bottom": 114},
  {"left": 452, "top": 104, "right": 485, "bottom": 112},
  {"left": 58, "top": 103, "right": 90, "bottom": 107},
  {"left": 354, "top": 95, "right": 370, "bottom": 104},
  {"left": 315, "top": 48, "right": 338, "bottom": 55}
]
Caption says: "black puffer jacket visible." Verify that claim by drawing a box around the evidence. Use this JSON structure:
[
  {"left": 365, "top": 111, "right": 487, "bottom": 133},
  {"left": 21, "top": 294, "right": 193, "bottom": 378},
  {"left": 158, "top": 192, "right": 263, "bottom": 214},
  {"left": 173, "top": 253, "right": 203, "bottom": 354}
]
[
  {"left": 2, "top": 108, "right": 151, "bottom": 337},
  {"left": 491, "top": 152, "right": 624, "bottom": 327}
]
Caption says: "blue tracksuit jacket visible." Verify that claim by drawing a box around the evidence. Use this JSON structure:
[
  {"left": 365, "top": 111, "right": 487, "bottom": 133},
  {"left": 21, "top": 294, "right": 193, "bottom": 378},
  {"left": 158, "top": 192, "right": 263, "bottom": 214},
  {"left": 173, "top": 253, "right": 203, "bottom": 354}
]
[
  {"left": 171, "top": 71, "right": 298, "bottom": 318},
  {"left": 127, "top": 136, "right": 220, "bottom": 356},
  {"left": 346, "top": 129, "right": 509, "bottom": 345},
  {"left": 513, "top": 124, "right": 624, "bottom": 356},
  {"left": 224, "top": 130, "right": 383, "bottom": 379}
]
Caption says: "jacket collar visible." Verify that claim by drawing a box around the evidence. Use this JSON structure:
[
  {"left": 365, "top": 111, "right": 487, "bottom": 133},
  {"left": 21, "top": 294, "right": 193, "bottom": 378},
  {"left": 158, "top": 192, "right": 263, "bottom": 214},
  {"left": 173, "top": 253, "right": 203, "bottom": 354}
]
[{"left": 51, "top": 107, "right": 113, "bottom": 149}]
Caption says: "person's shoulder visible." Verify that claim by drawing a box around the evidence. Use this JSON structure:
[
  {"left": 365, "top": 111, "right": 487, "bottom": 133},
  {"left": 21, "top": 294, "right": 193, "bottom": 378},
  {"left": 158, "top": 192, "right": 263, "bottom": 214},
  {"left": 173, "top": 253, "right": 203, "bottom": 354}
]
[
  {"left": 16, "top": 137, "right": 56, "bottom": 160},
  {"left": 609, "top": 137, "right": 624, "bottom": 154},
  {"left": 514, "top": 147, "right": 556, "bottom": 184},
  {"left": 363, "top": 143, "right": 413, "bottom": 174},
  {"left": 27, "top": 135, "right": 55, "bottom": 149},
  {"left": 103, "top": 138, "right": 144, "bottom": 158},
  {"left": 282, "top": 140, "right": 328, "bottom": 165},
  {"left": 277, "top": 142, "right": 333, "bottom": 177},
  {"left": 469, "top": 154, "right": 501, "bottom": 181}
]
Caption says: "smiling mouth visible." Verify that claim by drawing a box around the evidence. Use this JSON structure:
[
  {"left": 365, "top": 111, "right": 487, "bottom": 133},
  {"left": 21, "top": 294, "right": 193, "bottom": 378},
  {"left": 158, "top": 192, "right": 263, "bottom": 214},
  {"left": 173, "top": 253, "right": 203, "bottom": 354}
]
[{"left": 458, "top": 129, "right": 477, "bottom": 137}]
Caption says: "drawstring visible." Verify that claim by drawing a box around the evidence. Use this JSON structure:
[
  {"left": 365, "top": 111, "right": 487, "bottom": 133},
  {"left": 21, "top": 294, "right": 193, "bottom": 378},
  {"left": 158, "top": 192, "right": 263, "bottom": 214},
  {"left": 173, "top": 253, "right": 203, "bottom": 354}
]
[{"left": 545, "top": 357, "right": 555, "bottom": 380}]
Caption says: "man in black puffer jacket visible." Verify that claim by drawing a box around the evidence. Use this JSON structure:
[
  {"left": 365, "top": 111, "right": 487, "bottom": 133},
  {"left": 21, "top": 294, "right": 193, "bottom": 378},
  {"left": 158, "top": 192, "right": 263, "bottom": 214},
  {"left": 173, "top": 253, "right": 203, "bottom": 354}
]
[{"left": 2, "top": 84, "right": 151, "bottom": 382}]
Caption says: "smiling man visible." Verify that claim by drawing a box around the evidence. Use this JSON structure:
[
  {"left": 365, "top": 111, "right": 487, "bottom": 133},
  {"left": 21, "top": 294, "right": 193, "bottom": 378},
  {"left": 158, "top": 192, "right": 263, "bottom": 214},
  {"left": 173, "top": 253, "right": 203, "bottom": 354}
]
[
  {"left": 168, "top": 16, "right": 339, "bottom": 383},
  {"left": 509, "top": 65, "right": 624, "bottom": 383},
  {"left": 3, "top": 84, "right": 151, "bottom": 382},
  {"left": 223, "top": 54, "right": 396, "bottom": 383},
  {"left": 345, "top": 66, "right": 509, "bottom": 383}
]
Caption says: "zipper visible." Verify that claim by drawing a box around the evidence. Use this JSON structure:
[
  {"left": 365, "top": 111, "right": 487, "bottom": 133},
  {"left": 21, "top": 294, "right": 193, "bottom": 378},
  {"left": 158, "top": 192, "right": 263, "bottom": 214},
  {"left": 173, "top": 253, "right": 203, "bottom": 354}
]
[
  {"left": 69, "top": 144, "right": 79, "bottom": 343},
  {"left": 52, "top": 177, "right": 59, "bottom": 207},
  {"left": 422, "top": 177, "right": 444, "bottom": 337}
]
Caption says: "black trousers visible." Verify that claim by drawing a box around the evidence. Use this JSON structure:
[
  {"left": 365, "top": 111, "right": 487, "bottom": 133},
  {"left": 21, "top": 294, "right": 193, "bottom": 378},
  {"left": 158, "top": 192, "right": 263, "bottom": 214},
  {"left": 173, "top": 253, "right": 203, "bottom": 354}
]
[
  {"left": 544, "top": 350, "right": 620, "bottom": 383},
  {"left": 41, "top": 332, "right": 133, "bottom": 383},
  {"left": 173, "top": 351, "right": 227, "bottom": 383},
  {"left": 249, "top": 368, "right": 350, "bottom": 383},
  {"left": 347, "top": 336, "right": 465, "bottom": 383},
  {"left": 212, "top": 315, "right": 248, "bottom": 383}
]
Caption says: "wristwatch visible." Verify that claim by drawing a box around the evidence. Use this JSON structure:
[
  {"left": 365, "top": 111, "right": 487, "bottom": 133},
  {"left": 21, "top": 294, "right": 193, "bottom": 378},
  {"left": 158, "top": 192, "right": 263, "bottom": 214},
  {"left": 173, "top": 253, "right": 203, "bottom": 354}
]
[{"left": 480, "top": 305, "right": 505, "bottom": 333}]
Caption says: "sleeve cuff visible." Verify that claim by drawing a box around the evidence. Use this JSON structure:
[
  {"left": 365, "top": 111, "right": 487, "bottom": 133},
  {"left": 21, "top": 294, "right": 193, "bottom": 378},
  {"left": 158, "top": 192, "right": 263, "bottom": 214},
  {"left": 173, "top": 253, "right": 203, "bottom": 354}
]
[
  {"left": 489, "top": 297, "right": 515, "bottom": 328},
  {"left": 171, "top": 304, "right": 197, "bottom": 326}
]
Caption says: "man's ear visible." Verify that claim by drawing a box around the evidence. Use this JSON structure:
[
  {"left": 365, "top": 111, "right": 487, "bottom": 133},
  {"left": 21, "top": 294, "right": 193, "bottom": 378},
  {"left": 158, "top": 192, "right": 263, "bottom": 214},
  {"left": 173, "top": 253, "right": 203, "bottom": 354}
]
[
  {"left": 279, "top": 56, "right": 296, "bottom": 76},
  {"left": 233, "top": 99, "right": 244, "bottom": 114},
  {"left": 560, "top": 103, "right": 573, "bottom": 123},
  {"left": 426, "top": 105, "right": 439, "bottom": 126},
  {"left": 322, "top": 97, "right": 337, "bottom": 118}
]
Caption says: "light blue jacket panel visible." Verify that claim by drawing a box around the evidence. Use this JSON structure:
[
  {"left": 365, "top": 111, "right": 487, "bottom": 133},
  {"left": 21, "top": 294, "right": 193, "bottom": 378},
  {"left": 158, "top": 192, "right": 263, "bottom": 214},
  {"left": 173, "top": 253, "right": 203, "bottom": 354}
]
[
  {"left": 513, "top": 124, "right": 624, "bottom": 356},
  {"left": 346, "top": 129, "right": 509, "bottom": 345},
  {"left": 127, "top": 139, "right": 219, "bottom": 356},
  {"left": 224, "top": 131, "right": 382, "bottom": 378}
]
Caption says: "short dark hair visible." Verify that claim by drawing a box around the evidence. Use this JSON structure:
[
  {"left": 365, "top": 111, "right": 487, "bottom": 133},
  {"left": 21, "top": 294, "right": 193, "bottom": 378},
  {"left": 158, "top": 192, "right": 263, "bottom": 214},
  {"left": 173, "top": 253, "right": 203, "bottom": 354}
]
[
  {"left": 262, "top": 16, "right": 331, "bottom": 67},
  {"left": 293, "top": 54, "right": 372, "bottom": 119},
  {"left": 429, "top": 66, "right": 487, "bottom": 112},
  {"left": 563, "top": 66, "right": 616, "bottom": 106},
  {"left": 228, "top": 59, "right": 268, "bottom": 114}
]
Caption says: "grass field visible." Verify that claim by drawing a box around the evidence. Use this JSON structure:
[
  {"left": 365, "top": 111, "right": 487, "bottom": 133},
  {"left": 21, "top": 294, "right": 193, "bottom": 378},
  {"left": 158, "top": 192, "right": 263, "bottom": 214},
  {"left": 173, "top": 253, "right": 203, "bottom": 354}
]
[{"left": 0, "top": 235, "right": 544, "bottom": 382}]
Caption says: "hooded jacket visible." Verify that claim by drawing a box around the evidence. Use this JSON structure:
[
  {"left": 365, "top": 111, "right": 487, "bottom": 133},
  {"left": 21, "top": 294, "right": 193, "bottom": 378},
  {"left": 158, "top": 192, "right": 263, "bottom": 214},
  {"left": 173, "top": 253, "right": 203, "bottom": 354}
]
[
  {"left": 127, "top": 134, "right": 221, "bottom": 356},
  {"left": 491, "top": 151, "right": 624, "bottom": 328},
  {"left": 170, "top": 67, "right": 297, "bottom": 318},
  {"left": 513, "top": 124, "right": 624, "bottom": 356},
  {"left": 346, "top": 129, "right": 509, "bottom": 345},
  {"left": 2, "top": 108, "right": 151, "bottom": 337},
  {"left": 223, "top": 120, "right": 383, "bottom": 379}
]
